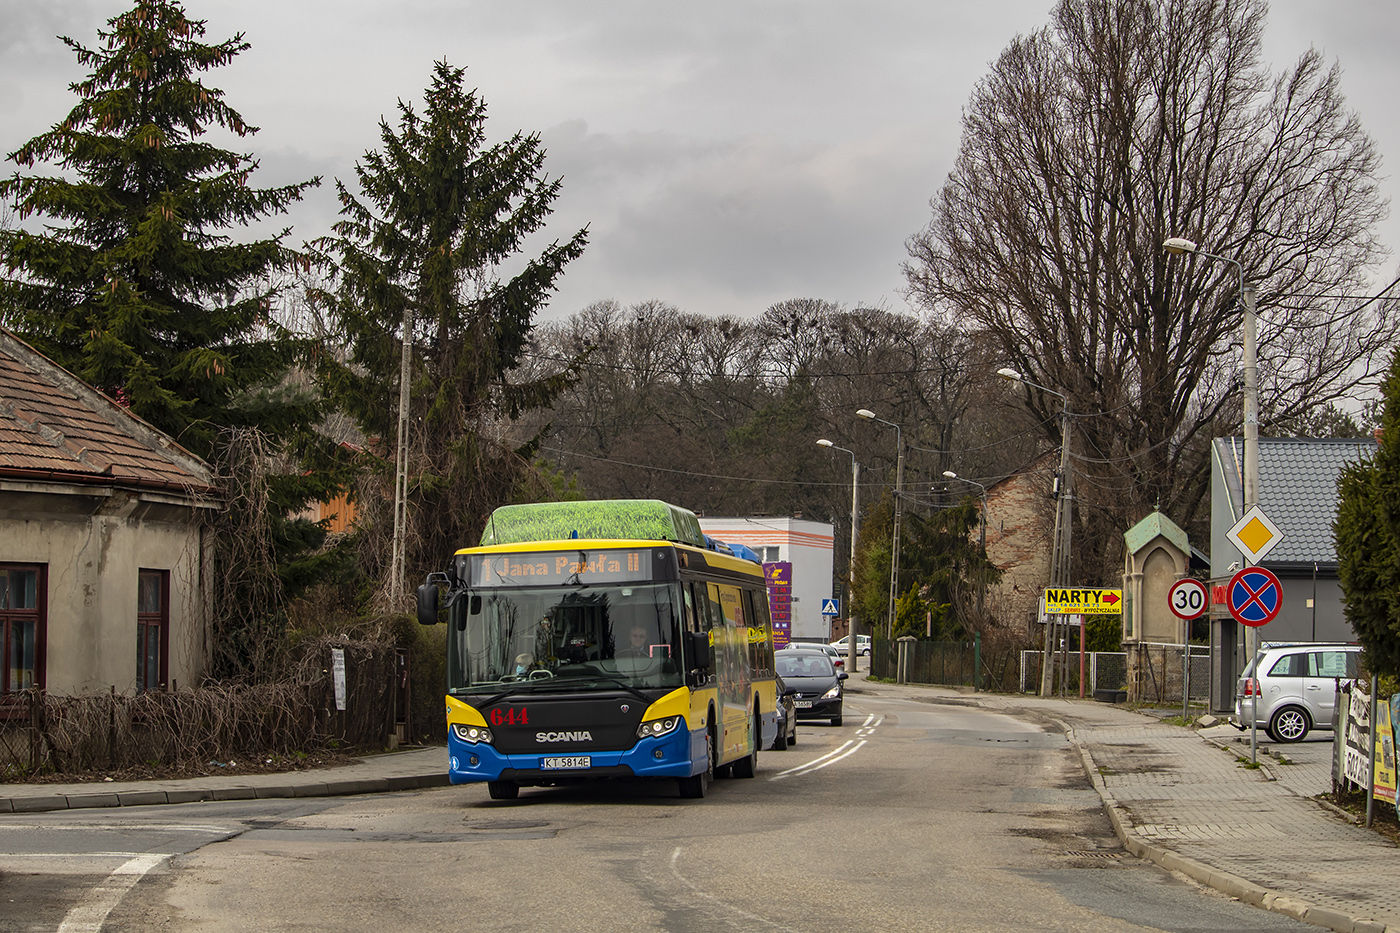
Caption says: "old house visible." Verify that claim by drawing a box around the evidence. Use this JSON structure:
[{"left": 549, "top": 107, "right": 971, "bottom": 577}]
[
  {"left": 982, "top": 452, "right": 1057, "bottom": 632},
  {"left": 0, "top": 328, "right": 221, "bottom": 696}
]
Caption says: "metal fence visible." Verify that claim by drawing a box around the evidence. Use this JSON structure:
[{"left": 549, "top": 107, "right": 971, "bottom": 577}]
[
  {"left": 869, "top": 636, "right": 1025, "bottom": 693},
  {"left": 1018, "top": 650, "right": 1127, "bottom": 697},
  {"left": 1017, "top": 643, "right": 1210, "bottom": 707}
]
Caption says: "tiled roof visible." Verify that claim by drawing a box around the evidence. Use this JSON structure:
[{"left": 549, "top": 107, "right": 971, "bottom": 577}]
[
  {"left": 0, "top": 328, "right": 216, "bottom": 494},
  {"left": 1216, "top": 436, "right": 1375, "bottom": 564}
]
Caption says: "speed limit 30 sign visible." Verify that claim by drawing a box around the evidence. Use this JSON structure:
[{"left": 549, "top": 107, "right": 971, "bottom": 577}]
[{"left": 1168, "top": 578, "right": 1208, "bottom": 620}]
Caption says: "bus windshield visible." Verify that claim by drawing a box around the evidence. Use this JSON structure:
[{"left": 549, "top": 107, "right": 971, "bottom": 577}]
[{"left": 448, "top": 582, "right": 685, "bottom": 695}]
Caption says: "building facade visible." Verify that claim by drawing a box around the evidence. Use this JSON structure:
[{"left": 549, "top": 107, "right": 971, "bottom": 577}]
[{"left": 0, "top": 328, "right": 221, "bottom": 696}]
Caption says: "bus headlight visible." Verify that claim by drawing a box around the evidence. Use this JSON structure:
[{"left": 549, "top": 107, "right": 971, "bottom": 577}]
[
  {"left": 636, "top": 716, "right": 682, "bottom": 739},
  {"left": 452, "top": 724, "right": 494, "bottom": 744}
]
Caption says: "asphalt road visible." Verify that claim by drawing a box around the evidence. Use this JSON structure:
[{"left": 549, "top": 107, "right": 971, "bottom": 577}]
[{"left": 0, "top": 693, "right": 1320, "bottom": 933}]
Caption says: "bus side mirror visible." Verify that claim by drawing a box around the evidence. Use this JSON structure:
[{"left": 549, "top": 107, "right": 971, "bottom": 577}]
[
  {"left": 417, "top": 583, "right": 440, "bottom": 626},
  {"left": 687, "top": 631, "right": 713, "bottom": 670}
]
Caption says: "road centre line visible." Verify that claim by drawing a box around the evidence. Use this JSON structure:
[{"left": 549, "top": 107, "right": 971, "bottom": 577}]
[
  {"left": 56, "top": 853, "right": 166, "bottom": 933},
  {"left": 769, "top": 712, "right": 881, "bottom": 780}
]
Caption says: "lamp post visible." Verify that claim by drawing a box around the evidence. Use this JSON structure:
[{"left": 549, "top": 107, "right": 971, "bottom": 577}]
[
  {"left": 857, "top": 409, "right": 903, "bottom": 639},
  {"left": 818, "top": 439, "right": 861, "bottom": 673},
  {"left": 998, "top": 368, "right": 1071, "bottom": 697},
  {"left": 1164, "top": 235, "right": 1260, "bottom": 758}
]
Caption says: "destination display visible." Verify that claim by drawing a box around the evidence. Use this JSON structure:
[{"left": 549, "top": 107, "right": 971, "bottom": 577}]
[{"left": 469, "top": 549, "right": 654, "bottom": 587}]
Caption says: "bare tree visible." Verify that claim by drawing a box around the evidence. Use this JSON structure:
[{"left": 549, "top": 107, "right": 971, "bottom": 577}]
[{"left": 905, "top": 0, "right": 1397, "bottom": 578}]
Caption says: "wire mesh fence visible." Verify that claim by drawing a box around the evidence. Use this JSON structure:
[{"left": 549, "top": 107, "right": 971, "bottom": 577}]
[{"left": 1017, "top": 643, "right": 1210, "bottom": 706}]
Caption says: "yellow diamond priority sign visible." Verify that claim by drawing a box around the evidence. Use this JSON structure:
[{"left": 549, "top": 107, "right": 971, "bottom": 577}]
[{"left": 1226, "top": 506, "right": 1283, "bottom": 564}]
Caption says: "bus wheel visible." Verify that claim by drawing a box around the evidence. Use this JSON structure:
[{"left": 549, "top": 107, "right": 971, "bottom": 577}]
[
  {"left": 732, "top": 712, "right": 759, "bottom": 778},
  {"left": 678, "top": 726, "right": 714, "bottom": 799},
  {"left": 487, "top": 781, "right": 519, "bottom": 801}
]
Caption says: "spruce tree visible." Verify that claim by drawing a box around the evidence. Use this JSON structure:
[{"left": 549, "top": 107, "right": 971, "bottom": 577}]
[
  {"left": 0, "top": 0, "right": 321, "bottom": 459},
  {"left": 0, "top": 1, "right": 351, "bottom": 680},
  {"left": 310, "top": 61, "right": 587, "bottom": 597},
  {"left": 1335, "top": 353, "right": 1400, "bottom": 677}
]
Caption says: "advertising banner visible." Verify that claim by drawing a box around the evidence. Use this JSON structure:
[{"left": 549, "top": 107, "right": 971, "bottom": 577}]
[
  {"left": 1376, "top": 695, "right": 1397, "bottom": 805},
  {"left": 764, "top": 562, "right": 792, "bottom": 648},
  {"left": 1344, "top": 683, "right": 1370, "bottom": 788}
]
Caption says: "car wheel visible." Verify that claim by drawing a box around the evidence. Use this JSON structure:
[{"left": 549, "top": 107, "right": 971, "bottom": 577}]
[
  {"left": 1268, "top": 706, "right": 1310, "bottom": 743},
  {"left": 788, "top": 724, "right": 797, "bottom": 746},
  {"left": 487, "top": 781, "right": 519, "bottom": 801},
  {"left": 773, "top": 722, "right": 788, "bottom": 750},
  {"left": 831, "top": 715, "right": 843, "bottom": 727}
]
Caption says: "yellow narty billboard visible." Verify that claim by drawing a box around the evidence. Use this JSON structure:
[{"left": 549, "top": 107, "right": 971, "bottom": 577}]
[{"left": 1043, "top": 588, "right": 1123, "bottom": 615}]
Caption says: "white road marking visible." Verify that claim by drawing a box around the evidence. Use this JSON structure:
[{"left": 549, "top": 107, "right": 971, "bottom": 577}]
[
  {"left": 669, "top": 847, "right": 798, "bottom": 931},
  {"left": 769, "top": 710, "right": 882, "bottom": 780},
  {"left": 56, "top": 853, "right": 166, "bottom": 933}
]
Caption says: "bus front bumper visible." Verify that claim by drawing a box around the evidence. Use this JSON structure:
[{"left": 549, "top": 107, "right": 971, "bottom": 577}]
[{"left": 448, "top": 722, "right": 698, "bottom": 785}]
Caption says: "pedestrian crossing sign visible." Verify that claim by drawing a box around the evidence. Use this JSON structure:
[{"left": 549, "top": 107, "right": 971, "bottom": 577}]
[{"left": 821, "top": 598, "right": 839, "bottom": 616}]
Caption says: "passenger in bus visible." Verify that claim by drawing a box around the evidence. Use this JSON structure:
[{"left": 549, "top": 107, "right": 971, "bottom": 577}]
[{"left": 513, "top": 653, "right": 536, "bottom": 676}]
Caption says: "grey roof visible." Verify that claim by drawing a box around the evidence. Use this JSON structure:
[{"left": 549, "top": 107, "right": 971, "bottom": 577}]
[{"left": 1214, "top": 436, "right": 1375, "bottom": 564}]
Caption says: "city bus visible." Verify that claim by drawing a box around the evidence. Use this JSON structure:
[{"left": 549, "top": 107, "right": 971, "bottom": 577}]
[{"left": 416, "top": 499, "right": 779, "bottom": 799}]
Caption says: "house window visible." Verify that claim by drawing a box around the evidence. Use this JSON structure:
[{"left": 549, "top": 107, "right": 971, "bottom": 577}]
[
  {"left": 765, "top": 547, "right": 781, "bottom": 562},
  {"left": 0, "top": 564, "right": 45, "bottom": 692},
  {"left": 137, "top": 570, "right": 169, "bottom": 692}
]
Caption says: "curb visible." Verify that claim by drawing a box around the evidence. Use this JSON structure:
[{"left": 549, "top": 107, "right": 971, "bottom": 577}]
[
  {"left": 1061, "top": 720, "right": 1389, "bottom": 933},
  {"left": 0, "top": 773, "right": 450, "bottom": 814}
]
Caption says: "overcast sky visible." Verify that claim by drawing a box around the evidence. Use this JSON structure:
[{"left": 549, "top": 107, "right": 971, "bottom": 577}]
[{"left": 4, "top": 1, "right": 1400, "bottom": 321}]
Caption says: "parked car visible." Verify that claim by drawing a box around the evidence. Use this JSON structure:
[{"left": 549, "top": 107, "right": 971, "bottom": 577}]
[
  {"left": 829, "top": 634, "right": 872, "bottom": 657},
  {"left": 775, "top": 647, "right": 848, "bottom": 725},
  {"left": 1234, "top": 642, "right": 1361, "bottom": 742},
  {"left": 771, "top": 675, "right": 798, "bottom": 750}
]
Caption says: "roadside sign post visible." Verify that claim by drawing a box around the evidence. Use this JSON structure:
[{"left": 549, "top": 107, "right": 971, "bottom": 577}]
[
  {"left": 1042, "top": 589, "right": 1120, "bottom": 697},
  {"left": 1168, "top": 578, "right": 1208, "bottom": 719},
  {"left": 1227, "top": 565, "right": 1283, "bottom": 763}
]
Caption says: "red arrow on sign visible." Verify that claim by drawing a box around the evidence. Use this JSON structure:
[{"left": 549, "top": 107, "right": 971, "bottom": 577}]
[{"left": 1101, "top": 592, "right": 1120, "bottom": 606}]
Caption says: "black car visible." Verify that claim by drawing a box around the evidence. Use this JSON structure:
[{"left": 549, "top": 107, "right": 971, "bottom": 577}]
[
  {"left": 771, "top": 675, "right": 798, "bottom": 750},
  {"left": 775, "top": 647, "right": 847, "bottom": 726}
]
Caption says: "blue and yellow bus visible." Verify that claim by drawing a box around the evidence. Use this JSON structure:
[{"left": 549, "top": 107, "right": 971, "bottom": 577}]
[{"left": 417, "top": 499, "right": 778, "bottom": 799}]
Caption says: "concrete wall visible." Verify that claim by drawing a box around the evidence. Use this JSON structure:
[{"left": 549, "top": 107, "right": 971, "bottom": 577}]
[{"left": 0, "top": 484, "right": 212, "bottom": 695}]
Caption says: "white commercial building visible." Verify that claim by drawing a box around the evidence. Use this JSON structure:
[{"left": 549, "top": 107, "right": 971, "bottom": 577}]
[{"left": 696, "top": 516, "right": 834, "bottom": 643}]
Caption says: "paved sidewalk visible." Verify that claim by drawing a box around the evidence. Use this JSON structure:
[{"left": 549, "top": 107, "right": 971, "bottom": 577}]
[
  {"left": 851, "top": 674, "right": 1399, "bottom": 933},
  {"left": 0, "top": 745, "right": 449, "bottom": 812}
]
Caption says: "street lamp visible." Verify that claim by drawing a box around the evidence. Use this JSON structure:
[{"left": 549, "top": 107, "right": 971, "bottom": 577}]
[
  {"left": 999, "top": 368, "right": 1072, "bottom": 697},
  {"left": 1164, "top": 235, "right": 1261, "bottom": 758},
  {"left": 856, "top": 409, "right": 903, "bottom": 639},
  {"left": 818, "top": 439, "right": 861, "bottom": 673}
]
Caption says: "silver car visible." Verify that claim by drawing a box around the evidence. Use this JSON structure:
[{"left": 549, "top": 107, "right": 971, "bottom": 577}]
[{"left": 1234, "top": 642, "right": 1361, "bottom": 742}]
